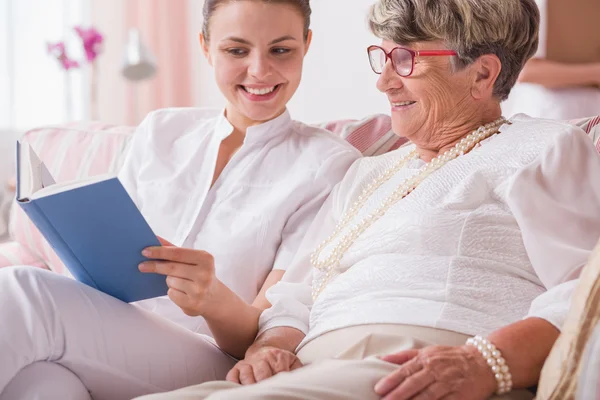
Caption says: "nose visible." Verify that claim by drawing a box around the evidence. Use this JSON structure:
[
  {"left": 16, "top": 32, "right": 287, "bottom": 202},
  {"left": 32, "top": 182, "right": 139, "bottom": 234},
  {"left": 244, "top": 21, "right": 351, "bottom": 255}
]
[
  {"left": 248, "top": 53, "right": 273, "bottom": 80},
  {"left": 376, "top": 59, "right": 403, "bottom": 93}
]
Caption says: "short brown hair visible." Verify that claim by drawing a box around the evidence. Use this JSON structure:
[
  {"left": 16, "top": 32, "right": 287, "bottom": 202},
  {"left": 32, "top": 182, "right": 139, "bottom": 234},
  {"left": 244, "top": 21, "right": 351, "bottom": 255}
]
[
  {"left": 368, "top": 0, "right": 540, "bottom": 100},
  {"left": 203, "top": 0, "right": 311, "bottom": 42}
]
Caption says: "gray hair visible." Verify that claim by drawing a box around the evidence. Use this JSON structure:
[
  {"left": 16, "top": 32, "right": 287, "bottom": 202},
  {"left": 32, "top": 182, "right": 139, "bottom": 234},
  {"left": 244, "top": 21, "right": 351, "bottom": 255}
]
[{"left": 368, "top": 0, "right": 540, "bottom": 100}]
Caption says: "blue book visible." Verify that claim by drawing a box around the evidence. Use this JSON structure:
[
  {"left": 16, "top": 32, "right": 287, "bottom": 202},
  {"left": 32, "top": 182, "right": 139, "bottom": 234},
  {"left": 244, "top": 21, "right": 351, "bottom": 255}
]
[{"left": 15, "top": 141, "right": 169, "bottom": 303}]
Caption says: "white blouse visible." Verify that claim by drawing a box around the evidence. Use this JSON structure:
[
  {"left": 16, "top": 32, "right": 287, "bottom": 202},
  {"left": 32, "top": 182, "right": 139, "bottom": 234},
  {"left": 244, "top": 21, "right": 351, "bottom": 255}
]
[
  {"left": 259, "top": 115, "right": 600, "bottom": 349},
  {"left": 118, "top": 108, "right": 361, "bottom": 334}
]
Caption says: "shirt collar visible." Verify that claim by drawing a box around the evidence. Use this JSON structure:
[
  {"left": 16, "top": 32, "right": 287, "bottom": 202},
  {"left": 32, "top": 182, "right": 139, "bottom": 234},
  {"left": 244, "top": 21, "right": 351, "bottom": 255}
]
[{"left": 214, "top": 109, "right": 293, "bottom": 144}]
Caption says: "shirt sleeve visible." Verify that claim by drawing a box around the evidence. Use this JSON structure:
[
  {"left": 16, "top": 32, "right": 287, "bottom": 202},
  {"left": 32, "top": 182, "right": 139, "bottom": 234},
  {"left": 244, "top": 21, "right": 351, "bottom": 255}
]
[
  {"left": 117, "top": 112, "right": 154, "bottom": 209},
  {"left": 507, "top": 124, "right": 600, "bottom": 330},
  {"left": 258, "top": 159, "right": 362, "bottom": 336},
  {"left": 270, "top": 148, "right": 360, "bottom": 272}
]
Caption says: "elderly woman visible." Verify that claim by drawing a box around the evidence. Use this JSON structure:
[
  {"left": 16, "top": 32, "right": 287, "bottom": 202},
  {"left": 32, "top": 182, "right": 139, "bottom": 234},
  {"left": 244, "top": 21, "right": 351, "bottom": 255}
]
[{"left": 137, "top": 0, "right": 600, "bottom": 399}]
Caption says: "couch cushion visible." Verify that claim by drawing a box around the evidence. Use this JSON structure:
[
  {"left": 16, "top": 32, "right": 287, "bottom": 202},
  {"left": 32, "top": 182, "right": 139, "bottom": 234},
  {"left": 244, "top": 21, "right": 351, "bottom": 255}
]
[
  {"left": 537, "top": 236, "right": 600, "bottom": 399},
  {"left": 571, "top": 115, "right": 600, "bottom": 151},
  {"left": 9, "top": 122, "right": 135, "bottom": 275},
  {"left": 0, "top": 241, "right": 47, "bottom": 269},
  {"left": 317, "top": 114, "right": 408, "bottom": 156}
]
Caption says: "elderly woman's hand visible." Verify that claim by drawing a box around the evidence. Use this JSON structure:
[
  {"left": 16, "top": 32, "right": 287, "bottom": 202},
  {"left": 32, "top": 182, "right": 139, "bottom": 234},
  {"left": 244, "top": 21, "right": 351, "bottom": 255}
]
[
  {"left": 227, "top": 345, "right": 303, "bottom": 385},
  {"left": 138, "top": 239, "right": 221, "bottom": 317},
  {"left": 374, "top": 345, "right": 498, "bottom": 400}
]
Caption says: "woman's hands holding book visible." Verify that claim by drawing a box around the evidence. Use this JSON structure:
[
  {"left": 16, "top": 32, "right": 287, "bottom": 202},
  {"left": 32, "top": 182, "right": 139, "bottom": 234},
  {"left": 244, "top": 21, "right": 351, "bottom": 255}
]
[{"left": 138, "top": 237, "right": 222, "bottom": 317}]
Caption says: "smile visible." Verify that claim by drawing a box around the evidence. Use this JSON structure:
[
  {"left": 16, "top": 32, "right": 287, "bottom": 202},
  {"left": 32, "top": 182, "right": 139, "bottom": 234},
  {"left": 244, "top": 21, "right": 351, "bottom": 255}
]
[
  {"left": 242, "top": 85, "right": 279, "bottom": 95},
  {"left": 391, "top": 101, "right": 417, "bottom": 107},
  {"left": 239, "top": 84, "right": 282, "bottom": 101}
]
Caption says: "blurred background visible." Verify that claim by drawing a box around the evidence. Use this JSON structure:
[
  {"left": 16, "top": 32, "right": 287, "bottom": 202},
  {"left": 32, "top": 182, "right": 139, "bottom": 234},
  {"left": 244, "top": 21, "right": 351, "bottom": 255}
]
[{"left": 0, "top": 0, "right": 388, "bottom": 133}]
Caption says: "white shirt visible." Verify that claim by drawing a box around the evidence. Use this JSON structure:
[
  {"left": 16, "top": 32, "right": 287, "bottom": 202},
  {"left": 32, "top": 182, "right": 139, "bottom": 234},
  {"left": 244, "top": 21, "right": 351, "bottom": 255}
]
[
  {"left": 502, "top": 0, "right": 600, "bottom": 120},
  {"left": 118, "top": 108, "right": 360, "bottom": 334},
  {"left": 259, "top": 115, "right": 600, "bottom": 349}
]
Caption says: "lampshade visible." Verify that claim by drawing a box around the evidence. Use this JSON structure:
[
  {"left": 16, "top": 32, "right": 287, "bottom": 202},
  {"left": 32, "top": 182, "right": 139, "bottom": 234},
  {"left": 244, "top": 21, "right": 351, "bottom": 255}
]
[{"left": 122, "top": 28, "right": 157, "bottom": 82}]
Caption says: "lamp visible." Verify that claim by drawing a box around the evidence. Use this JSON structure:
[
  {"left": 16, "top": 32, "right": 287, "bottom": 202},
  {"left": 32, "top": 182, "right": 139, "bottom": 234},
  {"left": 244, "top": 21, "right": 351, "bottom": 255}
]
[
  {"left": 122, "top": 28, "right": 157, "bottom": 81},
  {"left": 122, "top": 28, "right": 157, "bottom": 123}
]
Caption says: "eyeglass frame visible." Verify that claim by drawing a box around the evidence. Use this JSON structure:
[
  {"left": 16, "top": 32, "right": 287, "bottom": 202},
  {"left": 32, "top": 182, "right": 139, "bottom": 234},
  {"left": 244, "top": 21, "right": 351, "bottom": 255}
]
[{"left": 367, "top": 45, "right": 458, "bottom": 77}]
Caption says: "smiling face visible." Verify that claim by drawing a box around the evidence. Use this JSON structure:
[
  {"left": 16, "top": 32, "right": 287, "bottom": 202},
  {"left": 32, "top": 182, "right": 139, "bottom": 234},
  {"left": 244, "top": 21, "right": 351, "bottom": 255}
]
[
  {"left": 201, "top": 1, "right": 311, "bottom": 128},
  {"left": 375, "top": 40, "right": 481, "bottom": 150}
]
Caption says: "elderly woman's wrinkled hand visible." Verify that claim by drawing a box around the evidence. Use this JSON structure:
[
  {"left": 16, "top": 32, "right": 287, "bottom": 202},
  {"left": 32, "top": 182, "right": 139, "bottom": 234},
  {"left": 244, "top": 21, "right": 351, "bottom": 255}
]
[
  {"left": 374, "top": 345, "right": 498, "bottom": 400},
  {"left": 226, "top": 346, "right": 303, "bottom": 385},
  {"left": 138, "top": 240, "right": 219, "bottom": 317}
]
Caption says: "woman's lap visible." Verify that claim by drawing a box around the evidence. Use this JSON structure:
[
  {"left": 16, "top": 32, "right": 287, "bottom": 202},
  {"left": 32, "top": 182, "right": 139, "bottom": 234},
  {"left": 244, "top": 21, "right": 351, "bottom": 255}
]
[
  {"left": 135, "top": 327, "right": 535, "bottom": 400},
  {"left": 0, "top": 266, "right": 236, "bottom": 400},
  {"left": 135, "top": 357, "right": 535, "bottom": 400}
]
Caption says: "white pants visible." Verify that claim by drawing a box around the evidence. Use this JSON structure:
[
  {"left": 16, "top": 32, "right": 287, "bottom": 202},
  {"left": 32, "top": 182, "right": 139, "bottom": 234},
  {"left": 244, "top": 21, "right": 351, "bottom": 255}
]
[
  {"left": 0, "top": 266, "right": 237, "bottom": 400},
  {"left": 137, "top": 325, "right": 534, "bottom": 400}
]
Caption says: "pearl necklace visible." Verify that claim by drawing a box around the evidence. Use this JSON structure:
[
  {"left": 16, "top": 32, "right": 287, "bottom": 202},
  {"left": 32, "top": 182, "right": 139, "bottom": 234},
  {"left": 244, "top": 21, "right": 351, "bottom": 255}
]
[{"left": 310, "top": 117, "right": 508, "bottom": 300}]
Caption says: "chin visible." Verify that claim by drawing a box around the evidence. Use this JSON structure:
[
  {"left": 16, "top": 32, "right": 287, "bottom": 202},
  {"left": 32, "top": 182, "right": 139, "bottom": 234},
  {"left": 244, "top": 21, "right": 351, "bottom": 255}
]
[
  {"left": 241, "top": 104, "right": 286, "bottom": 123},
  {"left": 391, "top": 121, "right": 409, "bottom": 138},
  {"left": 392, "top": 118, "right": 423, "bottom": 140}
]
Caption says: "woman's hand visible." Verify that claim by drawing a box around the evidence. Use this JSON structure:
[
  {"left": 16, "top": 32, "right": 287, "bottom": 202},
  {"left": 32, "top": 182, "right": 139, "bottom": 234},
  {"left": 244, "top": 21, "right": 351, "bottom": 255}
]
[
  {"left": 226, "top": 345, "right": 303, "bottom": 385},
  {"left": 374, "top": 345, "right": 497, "bottom": 400},
  {"left": 139, "top": 239, "right": 221, "bottom": 317}
]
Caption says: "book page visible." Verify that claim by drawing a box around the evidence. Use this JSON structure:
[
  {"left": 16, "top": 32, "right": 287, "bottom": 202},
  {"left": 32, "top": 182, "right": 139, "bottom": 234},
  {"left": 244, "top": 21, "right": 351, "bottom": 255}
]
[
  {"left": 16, "top": 141, "right": 44, "bottom": 201},
  {"left": 41, "top": 161, "right": 56, "bottom": 188},
  {"left": 31, "top": 173, "right": 115, "bottom": 199}
]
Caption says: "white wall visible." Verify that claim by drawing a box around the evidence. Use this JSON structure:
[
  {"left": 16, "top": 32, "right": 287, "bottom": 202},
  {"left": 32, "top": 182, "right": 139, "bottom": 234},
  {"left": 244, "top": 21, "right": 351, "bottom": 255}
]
[
  {"left": 187, "top": 0, "right": 224, "bottom": 111},
  {"left": 188, "top": 0, "right": 390, "bottom": 124},
  {"left": 289, "top": 0, "right": 390, "bottom": 123},
  {"left": 0, "top": 0, "right": 89, "bottom": 130},
  {"left": 0, "top": 0, "right": 12, "bottom": 128},
  {"left": 91, "top": 0, "right": 127, "bottom": 125}
]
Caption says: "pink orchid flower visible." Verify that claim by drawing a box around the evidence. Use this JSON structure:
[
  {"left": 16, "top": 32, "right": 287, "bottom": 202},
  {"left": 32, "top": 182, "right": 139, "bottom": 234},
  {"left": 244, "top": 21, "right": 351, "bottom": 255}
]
[
  {"left": 74, "top": 26, "right": 104, "bottom": 63},
  {"left": 47, "top": 42, "right": 80, "bottom": 70}
]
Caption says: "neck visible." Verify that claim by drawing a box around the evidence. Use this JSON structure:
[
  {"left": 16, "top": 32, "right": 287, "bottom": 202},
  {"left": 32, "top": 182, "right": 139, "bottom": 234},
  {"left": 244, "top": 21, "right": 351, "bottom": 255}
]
[
  {"left": 224, "top": 105, "right": 286, "bottom": 136},
  {"left": 415, "top": 104, "right": 502, "bottom": 163}
]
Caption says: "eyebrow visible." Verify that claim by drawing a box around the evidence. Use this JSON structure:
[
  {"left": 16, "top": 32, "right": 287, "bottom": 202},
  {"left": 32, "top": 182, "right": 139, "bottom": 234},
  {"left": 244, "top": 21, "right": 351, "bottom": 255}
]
[{"left": 222, "top": 35, "right": 297, "bottom": 45}]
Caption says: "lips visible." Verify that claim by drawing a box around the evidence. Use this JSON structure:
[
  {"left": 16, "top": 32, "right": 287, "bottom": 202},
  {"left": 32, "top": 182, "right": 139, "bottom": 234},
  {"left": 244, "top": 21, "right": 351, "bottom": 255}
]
[
  {"left": 240, "top": 84, "right": 281, "bottom": 96},
  {"left": 391, "top": 101, "right": 417, "bottom": 107},
  {"left": 238, "top": 84, "right": 282, "bottom": 102}
]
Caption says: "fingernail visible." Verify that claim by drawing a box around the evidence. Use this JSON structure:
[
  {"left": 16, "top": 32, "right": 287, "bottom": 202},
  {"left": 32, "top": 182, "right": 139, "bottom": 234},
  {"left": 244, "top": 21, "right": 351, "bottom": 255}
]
[
  {"left": 142, "top": 249, "right": 151, "bottom": 257},
  {"left": 374, "top": 381, "right": 386, "bottom": 394},
  {"left": 138, "top": 262, "right": 150, "bottom": 272}
]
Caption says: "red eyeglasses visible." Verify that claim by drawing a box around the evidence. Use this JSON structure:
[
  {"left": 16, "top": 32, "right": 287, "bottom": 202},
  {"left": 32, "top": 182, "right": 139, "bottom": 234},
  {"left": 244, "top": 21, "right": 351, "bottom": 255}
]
[{"left": 367, "top": 45, "right": 457, "bottom": 77}]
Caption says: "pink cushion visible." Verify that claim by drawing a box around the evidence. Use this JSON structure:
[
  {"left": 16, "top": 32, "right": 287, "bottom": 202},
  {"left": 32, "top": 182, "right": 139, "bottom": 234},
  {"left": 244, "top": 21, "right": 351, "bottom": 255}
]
[
  {"left": 318, "top": 114, "right": 408, "bottom": 156},
  {"left": 0, "top": 241, "right": 47, "bottom": 269},
  {"left": 568, "top": 116, "right": 600, "bottom": 155}
]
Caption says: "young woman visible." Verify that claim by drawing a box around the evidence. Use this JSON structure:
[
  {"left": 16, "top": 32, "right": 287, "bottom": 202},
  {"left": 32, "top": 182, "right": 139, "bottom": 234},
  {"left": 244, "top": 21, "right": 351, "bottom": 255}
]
[{"left": 0, "top": 1, "right": 360, "bottom": 399}]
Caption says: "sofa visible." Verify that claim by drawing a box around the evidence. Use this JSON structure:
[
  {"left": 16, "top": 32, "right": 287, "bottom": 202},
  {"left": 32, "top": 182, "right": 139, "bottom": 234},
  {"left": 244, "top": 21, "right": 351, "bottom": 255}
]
[{"left": 1, "top": 114, "right": 600, "bottom": 399}]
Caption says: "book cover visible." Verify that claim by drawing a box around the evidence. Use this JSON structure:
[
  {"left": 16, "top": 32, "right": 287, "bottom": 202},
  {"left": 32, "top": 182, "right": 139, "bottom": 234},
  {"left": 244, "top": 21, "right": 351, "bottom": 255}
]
[{"left": 16, "top": 142, "right": 169, "bottom": 303}]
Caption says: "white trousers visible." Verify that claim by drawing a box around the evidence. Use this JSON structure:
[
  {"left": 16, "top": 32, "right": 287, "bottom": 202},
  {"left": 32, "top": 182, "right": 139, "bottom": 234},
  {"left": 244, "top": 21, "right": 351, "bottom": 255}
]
[
  {"left": 137, "top": 325, "right": 534, "bottom": 400},
  {"left": 0, "top": 266, "right": 237, "bottom": 400}
]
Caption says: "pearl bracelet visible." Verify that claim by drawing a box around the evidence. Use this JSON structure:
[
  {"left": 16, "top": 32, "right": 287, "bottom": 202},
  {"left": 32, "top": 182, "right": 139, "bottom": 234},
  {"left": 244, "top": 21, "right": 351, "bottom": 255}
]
[{"left": 466, "top": 335, "right": 513, "bottom": 395}]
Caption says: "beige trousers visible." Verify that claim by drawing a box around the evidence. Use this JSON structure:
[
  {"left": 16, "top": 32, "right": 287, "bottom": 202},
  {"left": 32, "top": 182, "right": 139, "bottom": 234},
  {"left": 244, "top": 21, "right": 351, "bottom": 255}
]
[{"left": 135, "top": 324, "right": 535, "bottom": 400}]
